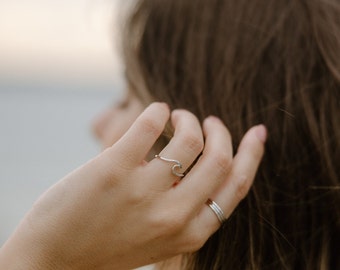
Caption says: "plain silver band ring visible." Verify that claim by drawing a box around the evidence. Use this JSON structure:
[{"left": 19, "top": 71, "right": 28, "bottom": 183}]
[
  {"left": 154, "top": 154, "right": 185, "bottom": 177},
  {"left": 206, "top": 199, "right": 227, "bottom": 224}
]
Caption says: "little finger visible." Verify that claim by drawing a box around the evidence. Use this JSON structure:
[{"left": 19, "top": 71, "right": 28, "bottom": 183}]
[{"left": 198, "top": 124, "right": 267, "bottom": 230}]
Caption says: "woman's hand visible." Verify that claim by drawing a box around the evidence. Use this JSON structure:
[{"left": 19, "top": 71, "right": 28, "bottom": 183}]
[{"left": 0, "top": 103, "right": 266, "bottom": 270}]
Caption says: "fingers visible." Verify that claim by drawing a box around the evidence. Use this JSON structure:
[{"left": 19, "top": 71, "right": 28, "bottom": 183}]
[
  {"left": 149, "top": 109, "right": 204, "bottom": 185},
  {"left": 83, "top": 106, "right": 266, "bottom": 256},
  {"left": 95, "top": 102, "right": 264, "bottom": 233},
  {"left": 107, "top": 102, "right": 170, "bottom": 166},
  {"left": 174, "top": 116, "right": 233, "bottom": 208},
  {"left": 197, "top": 124, "right": 266, "bottom": 230}
]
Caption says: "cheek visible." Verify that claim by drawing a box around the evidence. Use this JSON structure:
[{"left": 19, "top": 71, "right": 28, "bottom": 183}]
[
  {"left": 93, "top": 101, "right": 145, "bottom": 149},
  {"left": 99, "top": 115, "right": 136, "bottom": 149}
]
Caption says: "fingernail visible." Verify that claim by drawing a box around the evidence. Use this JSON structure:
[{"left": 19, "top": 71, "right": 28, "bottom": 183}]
[
  {"left": 255, "top": 124, "right": 267, "bottom": 143},
  {"left": 206, "top": 115, "right": 223, "bottom": 124}
]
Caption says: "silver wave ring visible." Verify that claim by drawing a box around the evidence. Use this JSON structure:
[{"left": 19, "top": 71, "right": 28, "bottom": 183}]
[{"left": 154, "top": 154, "right": 185, "bottom": 177}]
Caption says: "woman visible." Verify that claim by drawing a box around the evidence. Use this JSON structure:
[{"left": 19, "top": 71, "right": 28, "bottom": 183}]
[
  {"left": 0, "top": 0, "right": 338, "bottom": 269},
  {"left": 0, "top": 104, "right": 265, "bottom": 270},
  {"left": 0, "top": 7, "right": 266, "bottom": 270},
  {"left": 106, "top": 0, "right": 337, "bottom": 268}
]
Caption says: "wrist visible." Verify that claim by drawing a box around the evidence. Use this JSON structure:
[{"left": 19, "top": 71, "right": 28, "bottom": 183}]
[{"left": 0, "top": 224, "right": 69, "bottom": 270}]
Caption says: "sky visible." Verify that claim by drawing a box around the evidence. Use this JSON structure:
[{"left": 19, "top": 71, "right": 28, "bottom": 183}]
[{"left": 0, "top": 0, "right": 129, "bottom": 86}]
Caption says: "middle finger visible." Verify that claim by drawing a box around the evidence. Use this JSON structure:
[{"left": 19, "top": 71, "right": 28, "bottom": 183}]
[{"left": 148, "top": 109, "right": 204, "bottom": 187}]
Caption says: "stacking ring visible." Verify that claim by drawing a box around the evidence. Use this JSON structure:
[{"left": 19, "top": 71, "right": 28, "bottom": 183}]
[
  {"left": 154, "top": 154, "right": 185, "bottom": 177},
  {"left": 206, "top": 199, "right": 227, "bottom": 224}
]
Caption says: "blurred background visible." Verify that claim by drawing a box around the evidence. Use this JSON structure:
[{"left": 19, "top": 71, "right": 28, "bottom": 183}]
[{"left": 0, "top": 0, "right": 128, "bottom": 244}]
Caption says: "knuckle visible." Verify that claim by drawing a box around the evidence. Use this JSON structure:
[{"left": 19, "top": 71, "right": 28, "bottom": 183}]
[
  {"left": 184, "top": 231, "right": 207, "bottom": 252},
  {"left": 234, "top": 174, "right": 250, "bottom": 201},
  {"left": 96, "top": 153, "right": 134, "bottom": 189},
  {"left": 89, "top": 156, "right": 121, "bottom": 187},
  {"left": 100, "top": 146, "right": 134, "bottom": 172},
  {"left": 126, "top": 186, "right": 147, "bottom": 204},
  {"left": 181, "top": 133, "right": 204, "bottom": 154},
  {"left": 166, "top": 212, "right": 188, "bottom": 232},
  {"left": 213, "top": 152, "right": 232, "bottom": 175},
  {"left": 140, "top": 116, "right": 163, "bottom": 137},
  {"left": 151, "top": 209, "right": 189, "bottom": 235}
]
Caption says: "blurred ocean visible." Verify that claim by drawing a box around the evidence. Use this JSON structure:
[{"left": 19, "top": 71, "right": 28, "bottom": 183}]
[{"left": 0, "top": 85, "right": 115, "bottom": 245}]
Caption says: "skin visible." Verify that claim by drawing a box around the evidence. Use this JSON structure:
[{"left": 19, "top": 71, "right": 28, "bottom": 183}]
[
  {"left": 0, "top": 98, "right": 266, "bottom": 269},
  {"left": 92, "top": 90, "right": 145, "bottom": 149}
]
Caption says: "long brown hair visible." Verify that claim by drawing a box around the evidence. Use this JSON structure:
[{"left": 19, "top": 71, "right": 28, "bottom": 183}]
[{"left": 123, "top": 0, "right": 340, "bottom": 269}]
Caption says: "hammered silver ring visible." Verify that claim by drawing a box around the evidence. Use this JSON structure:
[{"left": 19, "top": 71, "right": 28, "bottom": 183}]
[{"left": 206, "top": 199, "right": 227, "bottom": 224}]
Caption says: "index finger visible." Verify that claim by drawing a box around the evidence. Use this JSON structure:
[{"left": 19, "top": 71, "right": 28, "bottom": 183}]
[{"left": 109, "top": 102, "right": 170, "bottom": 165}]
